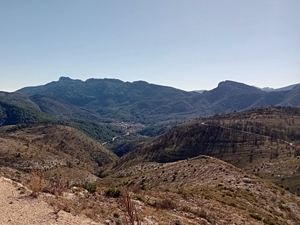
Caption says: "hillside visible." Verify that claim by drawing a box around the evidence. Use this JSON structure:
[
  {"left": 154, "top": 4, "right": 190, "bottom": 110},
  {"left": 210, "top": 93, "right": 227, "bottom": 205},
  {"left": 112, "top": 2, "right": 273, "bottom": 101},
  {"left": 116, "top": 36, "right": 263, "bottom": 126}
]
[
  {"left": 16, "top": 78, "right": 300, "bottom": 125},
  {"left": 2, "top": 155, "right": 300, "bottom": 224},
  {"left": 28, "top": 94, "right": 103, "bottom": 121},
  {"left": 1, "top": 99, "right": 300, "bottom": 223},
  {"left": 113, "top": 107, "right": 300, "bottom": 195},
  {"left": 97, "top": 156, "right": 300, "bottom": 224},
  {"left": 280, "top": 84, "right": 300, "bottom": 106},
  {"left": 0, "top": 123, "right": 117, "bottom": 183},
  {"left": 0, "top": 92, "right": 51, "bottom": 126},
  {"left": 201, "top": 81, "right": 289, "bottom": 114},
  {"left": 0, "top": 92, "right": 125, "bottom": 143}
]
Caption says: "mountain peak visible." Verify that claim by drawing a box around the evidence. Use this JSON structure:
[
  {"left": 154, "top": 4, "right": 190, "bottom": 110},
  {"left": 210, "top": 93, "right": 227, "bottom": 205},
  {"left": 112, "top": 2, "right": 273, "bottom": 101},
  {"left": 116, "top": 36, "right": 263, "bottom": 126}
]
[
  {"left": 58, "top": 77, "right": 83, "bottom": 85},
  {"left": 218, "top": 80, "right": 246, "bottom": 87},
  {"left": 58, "top": 76, "right": 72, "bottom": 82},
  {"left": 217, "top": 80, "right": 261, "bottom": 91}
]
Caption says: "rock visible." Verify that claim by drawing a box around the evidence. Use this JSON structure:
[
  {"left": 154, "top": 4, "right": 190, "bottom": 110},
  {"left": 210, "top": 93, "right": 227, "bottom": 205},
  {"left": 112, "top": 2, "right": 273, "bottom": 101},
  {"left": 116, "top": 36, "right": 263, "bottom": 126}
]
[
  {"left": 174, "top": 219, "right": 183, "bottom": 225},
  {"left": 104, "top": 220, "right": 111, "bottom": 225}
]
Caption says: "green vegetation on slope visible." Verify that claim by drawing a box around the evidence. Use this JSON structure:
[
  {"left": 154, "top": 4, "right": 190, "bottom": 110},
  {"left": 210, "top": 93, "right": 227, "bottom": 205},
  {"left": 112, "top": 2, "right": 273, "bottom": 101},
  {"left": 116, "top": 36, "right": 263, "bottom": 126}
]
[
  {"left": 62, "top": 119, "right": 125, "bottom": 143},
  {"left": 0, "top": 93, "right": 126, "bottom": 144},
  {"left": 0, "top": 100, "right": 52, "bottom": 126}
]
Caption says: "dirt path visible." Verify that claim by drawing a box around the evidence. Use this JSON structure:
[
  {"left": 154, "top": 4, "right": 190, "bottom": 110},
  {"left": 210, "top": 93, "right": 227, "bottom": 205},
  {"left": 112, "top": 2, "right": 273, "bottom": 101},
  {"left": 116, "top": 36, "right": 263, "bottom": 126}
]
[{"left": 0, "top": 177, "right": 101, "bottom": 225}]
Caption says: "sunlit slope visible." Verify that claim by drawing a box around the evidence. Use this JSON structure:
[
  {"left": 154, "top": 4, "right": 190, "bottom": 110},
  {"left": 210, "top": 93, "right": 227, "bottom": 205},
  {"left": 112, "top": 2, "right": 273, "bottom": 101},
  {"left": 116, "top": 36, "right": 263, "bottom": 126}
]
[
  {"left": 115, "top": 107, "right": 300, "bottom": 194},
  {"left": 101, "top": 156, "right": 300, "bottom": 224},
  {"left": 0, "top": 124, "right": 118, "bottom": 182}
]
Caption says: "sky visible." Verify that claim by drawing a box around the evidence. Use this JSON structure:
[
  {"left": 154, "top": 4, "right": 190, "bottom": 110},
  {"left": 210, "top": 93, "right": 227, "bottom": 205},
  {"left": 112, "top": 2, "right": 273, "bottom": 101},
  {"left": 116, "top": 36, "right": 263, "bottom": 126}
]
[{"left": 0, "top": 0, "right": 299, "bottom": 92}]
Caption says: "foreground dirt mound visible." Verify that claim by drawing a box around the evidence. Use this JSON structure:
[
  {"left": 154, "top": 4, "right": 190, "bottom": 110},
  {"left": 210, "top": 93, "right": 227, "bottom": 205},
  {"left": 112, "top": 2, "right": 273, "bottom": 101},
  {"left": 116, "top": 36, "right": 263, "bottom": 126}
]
[{"left": 0, "top": 177, "right": 100, "bottom": 225}]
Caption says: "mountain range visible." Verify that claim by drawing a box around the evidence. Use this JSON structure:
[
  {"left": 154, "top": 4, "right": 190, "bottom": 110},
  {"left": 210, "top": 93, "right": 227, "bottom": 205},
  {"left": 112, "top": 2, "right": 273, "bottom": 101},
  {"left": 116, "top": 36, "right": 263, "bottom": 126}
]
[{"left": 16, "top": 77, "right": 300, "bottom": 125}]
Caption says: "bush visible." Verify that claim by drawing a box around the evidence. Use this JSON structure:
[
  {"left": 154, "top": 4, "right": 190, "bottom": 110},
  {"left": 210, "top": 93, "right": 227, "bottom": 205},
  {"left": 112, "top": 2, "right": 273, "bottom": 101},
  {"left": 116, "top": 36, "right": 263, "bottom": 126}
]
[
  {"left": 87, "top": 183, "right": 97, "bottom": 193},
  {"left": 82, "top": 183, "right": 97, "bottom": 193},
  {"left": 105, "top": 188, "right": 121, "bottom": 198},
  {"left": 26, "top": 172, "right": 45, "bottom": 198},
  {"left": 157, "top": 198, "right": 177, "bottom": 209},
  {"left": 43, "top": 177, "right": 69, "bottom": 196}
]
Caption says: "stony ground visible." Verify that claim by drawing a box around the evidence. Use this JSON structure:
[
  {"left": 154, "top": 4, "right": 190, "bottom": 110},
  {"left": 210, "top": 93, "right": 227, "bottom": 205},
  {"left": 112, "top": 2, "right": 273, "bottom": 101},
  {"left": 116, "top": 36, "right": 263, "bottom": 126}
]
[{"left": 0, "top": 177, "right": 101, "bottom": 225}]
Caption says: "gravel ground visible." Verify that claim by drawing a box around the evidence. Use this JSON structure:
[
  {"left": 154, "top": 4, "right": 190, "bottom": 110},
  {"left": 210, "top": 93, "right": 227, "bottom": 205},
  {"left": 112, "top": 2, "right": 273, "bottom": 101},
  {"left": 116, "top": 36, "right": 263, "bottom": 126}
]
[{"left": 0, "top": 177, "right": 101, "bottom": 225}]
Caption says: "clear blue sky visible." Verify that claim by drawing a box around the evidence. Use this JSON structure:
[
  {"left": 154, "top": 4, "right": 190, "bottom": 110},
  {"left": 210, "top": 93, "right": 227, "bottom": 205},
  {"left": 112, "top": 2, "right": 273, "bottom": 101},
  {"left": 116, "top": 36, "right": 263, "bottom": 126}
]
[{"left": 0, "top": 0, "right": 299, "bottom": 92}]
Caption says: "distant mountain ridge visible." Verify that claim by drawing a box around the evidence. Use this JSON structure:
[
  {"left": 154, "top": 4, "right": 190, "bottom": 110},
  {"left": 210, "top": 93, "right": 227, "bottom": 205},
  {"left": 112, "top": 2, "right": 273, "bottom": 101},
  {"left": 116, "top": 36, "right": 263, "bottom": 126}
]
[
  {"left": 261, "top": 83, "right": 300, "bottom": 92},
  {"left": 17, "top": 77, "right": 205, "bottom": 123},
  {"left": 16, "top": 77, "right": 300, "bottom": 124},
  {"left": 196, "top": 82, "right": 300, "bottom": 93}
]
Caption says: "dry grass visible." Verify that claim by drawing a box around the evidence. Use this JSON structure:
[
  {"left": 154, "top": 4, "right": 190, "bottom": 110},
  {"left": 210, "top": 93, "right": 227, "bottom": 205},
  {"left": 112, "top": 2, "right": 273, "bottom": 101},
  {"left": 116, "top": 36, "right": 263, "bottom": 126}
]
[
  {"left": 98, "top": 155, "right": 300, "bottom": 224},
  {"left": 0, "top": 124, "right": 117, "bottom": 183},
  {"left": 43, "top": 177, "right": 70, "bottom": 196},
  {"left": 18, "top": 160, "right": 300, "bottom": 225},
  {"left": 26, "top": 172, "right": 45, "bottom": 198}
]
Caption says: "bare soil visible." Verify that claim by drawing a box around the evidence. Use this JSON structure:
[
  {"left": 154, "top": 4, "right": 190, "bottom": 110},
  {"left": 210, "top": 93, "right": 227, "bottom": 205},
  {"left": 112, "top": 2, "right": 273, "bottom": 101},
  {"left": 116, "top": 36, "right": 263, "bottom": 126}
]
[{"left": 0, "top": 177, "right": 101, "bottom": 225}]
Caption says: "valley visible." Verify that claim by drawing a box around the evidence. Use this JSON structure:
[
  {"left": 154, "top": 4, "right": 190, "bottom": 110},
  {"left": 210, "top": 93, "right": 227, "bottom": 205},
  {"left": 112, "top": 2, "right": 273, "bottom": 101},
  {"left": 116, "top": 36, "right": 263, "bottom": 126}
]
[{"left": 0, "top": 78, "right": 300, "bottom": 224}]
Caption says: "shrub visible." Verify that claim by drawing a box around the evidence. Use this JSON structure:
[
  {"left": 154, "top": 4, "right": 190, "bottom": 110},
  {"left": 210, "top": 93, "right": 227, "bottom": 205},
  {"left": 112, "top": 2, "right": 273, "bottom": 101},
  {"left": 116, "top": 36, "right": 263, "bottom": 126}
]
[
  {"left": 105, "top": 188, "right": 121, "bottom": 198},
  {"left": 26, "top": 172, "right": 45, "bottom": 198},
  {"left": 157, "top": 198, "right": 177, "bottom": 209},
  {"left": 43, "top": 178, "right": 69, "bottom": 196},
  {"left": 85, "top": 183, "right": 97, "bottom": 193}
]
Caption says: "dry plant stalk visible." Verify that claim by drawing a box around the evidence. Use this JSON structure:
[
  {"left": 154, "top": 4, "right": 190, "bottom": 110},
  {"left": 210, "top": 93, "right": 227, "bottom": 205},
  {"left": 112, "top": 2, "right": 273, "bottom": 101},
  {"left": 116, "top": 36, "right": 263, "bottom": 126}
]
[
  {"left": 44, "top": 177, "right": 69, "bottom": 196},
  {"left": 121, "top": 188, "right": 141, "bottom": 225},
  {"left": 26, "top": 172, "right": 44, "bottom": 198}
]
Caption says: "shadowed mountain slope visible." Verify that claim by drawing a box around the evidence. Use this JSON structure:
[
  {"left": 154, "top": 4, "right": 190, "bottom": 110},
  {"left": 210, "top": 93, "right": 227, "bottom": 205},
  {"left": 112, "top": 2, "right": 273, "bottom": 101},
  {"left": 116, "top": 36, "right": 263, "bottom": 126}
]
[
  {"left": 17, "top": 77, "right": 204, "bottom": 123},
  {"left": 0, "top": 92, "right": 51, "bottom": 126},
  {"left": 28, "top": 94, "right": 103, "bottom": 121},
  {"left": 16, "top": 78, "right": 300, "bottom": 124},
  {"left": 201, "top": 81, "right": 290, "bottom": 113},
  {"left": 280, "top": 84, "right": 300, "bottom": 106},
  {"left": 0, "top": 92, "right": 124, "bottom": 143}
]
